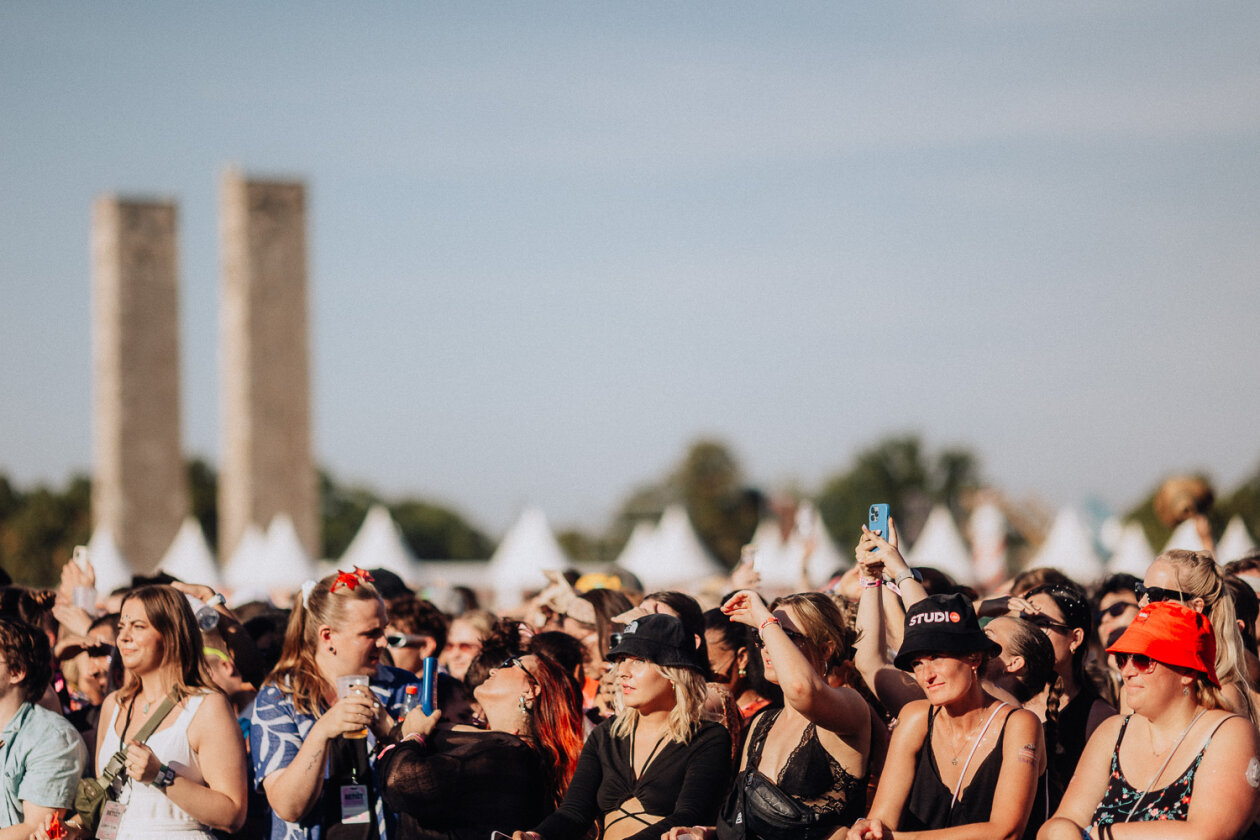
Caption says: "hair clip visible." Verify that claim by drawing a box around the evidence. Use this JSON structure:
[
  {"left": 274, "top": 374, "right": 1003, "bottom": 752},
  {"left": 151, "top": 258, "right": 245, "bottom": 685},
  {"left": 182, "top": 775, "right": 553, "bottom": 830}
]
[
  {"left": 300, "top": 579, "right": 317, "bottom": 607},
  {"left": 331, "top": 567, "right": 375, "bottom": 593}
]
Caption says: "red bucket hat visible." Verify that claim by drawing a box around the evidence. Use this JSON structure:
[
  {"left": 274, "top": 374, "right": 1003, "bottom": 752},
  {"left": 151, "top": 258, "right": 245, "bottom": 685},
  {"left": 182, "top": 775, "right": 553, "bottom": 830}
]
[{"left": 1106, "top": 600, "right": 1219, "bottom": 687}]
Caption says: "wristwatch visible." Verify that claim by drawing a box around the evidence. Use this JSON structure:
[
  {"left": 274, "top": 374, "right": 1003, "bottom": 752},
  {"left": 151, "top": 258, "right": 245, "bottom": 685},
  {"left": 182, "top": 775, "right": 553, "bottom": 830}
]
[{"left": 151, "top": 763, "right": 177, "bottom": 789}]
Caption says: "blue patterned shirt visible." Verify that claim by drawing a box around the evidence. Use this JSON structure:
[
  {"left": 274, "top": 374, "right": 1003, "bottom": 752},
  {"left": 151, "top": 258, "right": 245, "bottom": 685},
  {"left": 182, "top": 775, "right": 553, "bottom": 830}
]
[{"left": 249, "top": 665, "right": 421, "bottom": 840}]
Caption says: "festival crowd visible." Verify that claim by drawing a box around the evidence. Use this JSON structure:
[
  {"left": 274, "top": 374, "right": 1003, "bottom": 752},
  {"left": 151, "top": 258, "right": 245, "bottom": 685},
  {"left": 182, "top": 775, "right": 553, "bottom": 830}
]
[{"left": 3, "top": 517, "right": 1260, "bottom": 840}]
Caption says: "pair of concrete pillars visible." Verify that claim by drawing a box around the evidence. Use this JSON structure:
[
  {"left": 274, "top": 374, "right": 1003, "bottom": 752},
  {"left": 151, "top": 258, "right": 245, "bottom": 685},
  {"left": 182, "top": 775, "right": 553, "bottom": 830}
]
[{"left": 91, "top": 170, "right": 317, "bottom": 572}]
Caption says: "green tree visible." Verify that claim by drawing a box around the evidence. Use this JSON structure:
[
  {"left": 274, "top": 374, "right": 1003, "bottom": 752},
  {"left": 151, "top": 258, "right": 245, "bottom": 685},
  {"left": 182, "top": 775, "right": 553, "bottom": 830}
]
[
  {"left": 0, "top": 474, "right": 91, "bottom": 587},
  {"left": 390, "top": 499, "right": 493, "bottom": 560},
  {"left": 320, "top": 472, "right": 381, "bottom": 559},
  {"left": 187, "top": 458, "right": 219, "bottom": 553},
  {"left": 815, "top": 435, "right": 982, "bottom": 547}
]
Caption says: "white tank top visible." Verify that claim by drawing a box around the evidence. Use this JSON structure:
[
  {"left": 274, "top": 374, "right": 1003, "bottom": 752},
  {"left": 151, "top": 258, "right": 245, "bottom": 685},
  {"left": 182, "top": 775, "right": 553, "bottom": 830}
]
[{"left": 98, "top": 693, "right": 215, "bottom": 839}]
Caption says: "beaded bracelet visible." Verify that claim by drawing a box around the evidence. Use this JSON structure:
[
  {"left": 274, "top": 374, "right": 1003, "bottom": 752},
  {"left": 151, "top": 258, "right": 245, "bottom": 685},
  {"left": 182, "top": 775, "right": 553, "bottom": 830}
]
[{"left": 758, "top": 616, "right": 781, "bottom": 638}]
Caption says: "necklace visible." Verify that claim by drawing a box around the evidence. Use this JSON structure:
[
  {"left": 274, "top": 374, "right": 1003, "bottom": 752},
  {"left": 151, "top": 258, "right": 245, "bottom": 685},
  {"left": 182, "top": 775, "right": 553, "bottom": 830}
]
[{"left": 945, "top": 707, "right": 992, "bottom": 766}]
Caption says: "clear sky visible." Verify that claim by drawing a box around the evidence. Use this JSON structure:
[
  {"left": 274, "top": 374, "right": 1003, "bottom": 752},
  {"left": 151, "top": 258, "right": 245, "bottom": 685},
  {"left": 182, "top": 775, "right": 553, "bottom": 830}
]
[{"left": 3, "top": 2, "right": 1258, "bottom": 539}]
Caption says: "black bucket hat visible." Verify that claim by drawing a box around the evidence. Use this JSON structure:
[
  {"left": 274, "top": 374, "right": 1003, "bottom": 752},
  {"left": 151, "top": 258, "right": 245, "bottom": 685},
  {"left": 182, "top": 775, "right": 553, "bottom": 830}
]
[
  {"left": 607, "top": 613, "right": 702, "bottom": 672},
  {"left": 893, "top": 593, "right": 1002, "bottom": 671}
]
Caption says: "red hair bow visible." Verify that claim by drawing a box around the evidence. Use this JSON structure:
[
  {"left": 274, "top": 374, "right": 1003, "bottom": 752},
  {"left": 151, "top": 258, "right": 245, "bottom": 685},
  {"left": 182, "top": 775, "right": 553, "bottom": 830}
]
[{"left": 331, "top": 566, "right": 375, "bottom": 593}]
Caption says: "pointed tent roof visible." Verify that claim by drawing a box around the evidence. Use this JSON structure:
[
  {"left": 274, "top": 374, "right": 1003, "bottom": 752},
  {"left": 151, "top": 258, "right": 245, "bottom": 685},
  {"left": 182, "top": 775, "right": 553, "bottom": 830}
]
[
  {"left": 621, "top": 505, "right": 723, "bottom": 589},
  {"left": 754, "top": 502, "right": 846, "bottom": 590},
  {"left": 263, "top": 515, "right": 318, "bottom": 592},
  {"left": 222, "top": 523, "right": 270, "bottom": 596},
  {"left": 1027, "top": 507, "right": 1105, "bottom": 586},
  {"left": 1162, "top": 518, "right": 1208, "bottom": 553},
  {"left": 1108, "top": 522, "right": 1156, "bottom": 578},
  {"left": 87, "top": 526, "right": 133, "bottom": 595},
  {"left": 614, "top": 521, "right": 659, "bottom": 575},
  {"left": 1218, "top": 516, "right": 1258, "bottom": 564},
  {"left": 489, "top": 507, "right": 570, "bottom": 606},
  {"left": 341, "top": 505, "right": 418, "bottom": 583},
  {"left": 157, "top": 517, "right": 220, "bottom": 589},
  {"left": 908, "top": 505, "right": 974, "bottom": 585},
  {"left": 967, "top": 502, "right": 1008, "bottom": 587}
]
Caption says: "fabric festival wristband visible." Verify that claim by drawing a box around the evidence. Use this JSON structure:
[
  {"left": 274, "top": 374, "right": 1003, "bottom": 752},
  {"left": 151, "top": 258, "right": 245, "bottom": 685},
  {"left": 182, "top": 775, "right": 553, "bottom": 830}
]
[{"left": 758, "top": 616, "right": 781, "bottom": 638}]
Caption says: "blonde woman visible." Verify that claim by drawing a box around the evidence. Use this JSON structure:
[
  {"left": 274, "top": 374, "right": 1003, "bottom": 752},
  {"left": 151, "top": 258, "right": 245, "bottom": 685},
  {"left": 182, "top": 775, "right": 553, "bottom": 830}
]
[
  {"left": 249, "top": 569, "right": 420, "bottom": 840},
  {"left": 514, "top": 614, "right": 732, "bottom": 840},
  {"left": 1140, "top": 549, "right": 1257, "bottom": 723}
]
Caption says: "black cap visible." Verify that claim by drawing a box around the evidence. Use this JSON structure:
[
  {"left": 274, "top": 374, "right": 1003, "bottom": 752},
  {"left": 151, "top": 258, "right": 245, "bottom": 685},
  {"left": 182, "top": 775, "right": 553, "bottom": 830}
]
[
  {"left": 893, "top": 593, "right": 1001, "bottom": 671},
  {"left": 607, "top": 613, "right": 702, "bottom": 672}
]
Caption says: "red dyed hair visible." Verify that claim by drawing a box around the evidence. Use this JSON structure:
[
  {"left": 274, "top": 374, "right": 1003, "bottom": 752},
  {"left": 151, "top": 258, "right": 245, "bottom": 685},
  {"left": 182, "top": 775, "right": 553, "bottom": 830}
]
[{"left": 527, "top": 651, "right": 585, "bottom": 806}]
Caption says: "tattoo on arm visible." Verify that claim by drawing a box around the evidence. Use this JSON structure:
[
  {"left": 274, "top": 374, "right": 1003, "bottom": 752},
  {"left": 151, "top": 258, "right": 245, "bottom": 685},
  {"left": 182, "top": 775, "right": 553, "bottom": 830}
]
[{"left": 1017, "top": 742, "right": 1038, "bottom": 765}]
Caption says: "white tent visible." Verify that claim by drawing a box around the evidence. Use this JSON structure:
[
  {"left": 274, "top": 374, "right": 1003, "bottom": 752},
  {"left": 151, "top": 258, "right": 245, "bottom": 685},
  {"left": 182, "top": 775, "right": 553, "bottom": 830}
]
[
  {"left": 1162, "top": 518, "right": 1208, "bottom": 553},
  {"left": 614, "top": 521, "right": 659, "bottom": 575},
  {"left": 340, "top": 505, "right": 418, "bottom": 583},
  {"left": 1107, "top": 522, "right": 1156, "bottom": 579},
  {"left": 87, "top": 526, "right": 133, "bottom": 595},
  {"left": 157, "top": 517, "right": 220, "bottom": 589},
  {"left": 222, "top": 523, "right": 270, "bottom": 599},
  {"left": 488, "top": 507, "right": 570, "bottom": 609},
  {"left": 264, "top": 515, "right": 318, "bottom": 595},
  {"left": 968, "top": 502, "right": 1008, "bottom": 590},
  {"left": 908, "top": 505, "right": 974, "bottom": 586},
  {"left": 1217, "top": 516, "right": 1258, "bottom": 564},
  {"left": 620, "top": 505, "right": 723, "bottom": 590},
  {"left": 751, "top": 502, "right": 846, "bottom": 591},
  {"left": 1026, "top": 507, "right": 1105, "bottom": 586}
]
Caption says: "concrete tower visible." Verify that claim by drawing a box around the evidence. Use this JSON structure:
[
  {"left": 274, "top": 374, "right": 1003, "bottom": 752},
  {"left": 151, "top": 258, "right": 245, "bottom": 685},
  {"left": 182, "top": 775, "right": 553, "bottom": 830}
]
[
  {"left": 218, "top": 170, "right": 318, "bottom": 559},
  {"left": 91, "top": 197, "right": 187, "bottom": 572}
]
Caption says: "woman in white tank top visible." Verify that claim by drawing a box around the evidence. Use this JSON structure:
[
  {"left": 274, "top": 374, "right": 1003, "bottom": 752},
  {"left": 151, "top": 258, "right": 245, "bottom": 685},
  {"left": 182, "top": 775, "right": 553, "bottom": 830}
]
[{"left": 50, "top": 585, "right": 248, "bottom": 839}]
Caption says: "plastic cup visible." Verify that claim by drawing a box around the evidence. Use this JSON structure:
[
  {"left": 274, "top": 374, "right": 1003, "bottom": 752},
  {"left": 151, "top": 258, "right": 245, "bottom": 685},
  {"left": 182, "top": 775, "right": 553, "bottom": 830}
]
[{"left": 336, "top": 674, "right": 371, "bottom": 739}]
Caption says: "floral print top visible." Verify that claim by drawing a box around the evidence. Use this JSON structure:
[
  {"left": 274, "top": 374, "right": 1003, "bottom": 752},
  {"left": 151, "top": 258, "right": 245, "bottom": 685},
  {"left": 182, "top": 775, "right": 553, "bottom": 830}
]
[{"left": 1092, "top": 714, "right": 1218, "bottom": 826}]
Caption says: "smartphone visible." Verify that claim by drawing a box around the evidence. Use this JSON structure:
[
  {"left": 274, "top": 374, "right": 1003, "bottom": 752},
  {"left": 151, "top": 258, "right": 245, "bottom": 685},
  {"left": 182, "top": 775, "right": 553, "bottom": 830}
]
[{"left": 868, "top": 504, "right": 891, "bottom": 549}]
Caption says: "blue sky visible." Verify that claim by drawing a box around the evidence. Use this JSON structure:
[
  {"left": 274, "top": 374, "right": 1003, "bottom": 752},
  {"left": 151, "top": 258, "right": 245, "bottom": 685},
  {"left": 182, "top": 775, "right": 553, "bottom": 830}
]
[{"left": 3, "top": 2, "right": 1259, "bottom": 538}]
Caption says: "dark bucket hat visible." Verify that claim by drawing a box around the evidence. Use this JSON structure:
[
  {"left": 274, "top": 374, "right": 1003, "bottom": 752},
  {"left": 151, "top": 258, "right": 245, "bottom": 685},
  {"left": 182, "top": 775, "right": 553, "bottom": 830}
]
[
  {"left": 893, "top": 593, "right": 1002, "bottom": 671},
  {"left": 607, "top": 613, "right": 702, "bottom": 672}
]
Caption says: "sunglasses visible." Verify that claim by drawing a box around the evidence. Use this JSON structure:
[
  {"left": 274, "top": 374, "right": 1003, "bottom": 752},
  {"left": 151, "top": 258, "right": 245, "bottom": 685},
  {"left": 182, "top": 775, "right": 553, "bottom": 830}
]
[
  {"left": 1113, "top": 652, "right": 1159, "bottom": 673},
  {"left": 1024, "top": 614, "right": 1074, "bottom": 633},
  {"left": 385, "top": 633, "right": 428, "bottom": 650},
  {"left": 1135, "top": 583, "right": 1192, "bottom": 604},
  {"left": 752, "top": 626, "right": 808, "bottom": 649},
  {"left": 497, "top": 656, "right": 537, "bottom": 685},
  {"left": 1095, "top": 602, "right": 1136, "bottom": 622}
]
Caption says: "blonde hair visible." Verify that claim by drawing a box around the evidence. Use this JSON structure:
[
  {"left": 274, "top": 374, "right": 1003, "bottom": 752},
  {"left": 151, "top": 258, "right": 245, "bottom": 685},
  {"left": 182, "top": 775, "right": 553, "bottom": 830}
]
[
  {"left": 266, "top": 571, "right": 383, "bottom": 716},
  {"left": 1158, "top": 550, "right": 1256, "bottom": 723},
  {"left": 773, "top": 592, "right": 852, "bottom": 673},
  {"left": 610, "top": 662, "right": 707, "bottom": 745}
]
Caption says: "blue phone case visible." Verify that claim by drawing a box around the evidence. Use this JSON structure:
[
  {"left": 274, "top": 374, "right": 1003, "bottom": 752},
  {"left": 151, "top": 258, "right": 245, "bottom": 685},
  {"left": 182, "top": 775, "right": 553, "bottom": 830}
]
[{"left": 868, "top": 504, "right": 890, "bottom": 545}]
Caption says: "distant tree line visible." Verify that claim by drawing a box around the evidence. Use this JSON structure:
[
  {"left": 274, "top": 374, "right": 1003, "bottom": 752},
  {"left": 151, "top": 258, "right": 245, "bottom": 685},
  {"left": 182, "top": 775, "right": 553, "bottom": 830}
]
[{"left": 4, "top": 441, "right": 1260, "bottom": 588}]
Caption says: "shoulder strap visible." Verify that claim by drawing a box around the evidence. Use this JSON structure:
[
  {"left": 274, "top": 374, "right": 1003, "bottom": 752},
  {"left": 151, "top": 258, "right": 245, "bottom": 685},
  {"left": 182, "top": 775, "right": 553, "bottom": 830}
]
[
  {"left": 133, "top": 690, "right": 181, "bottom": 743},
  {"left": 949, "top": 702, "right": 1008, "bottom": 809}
]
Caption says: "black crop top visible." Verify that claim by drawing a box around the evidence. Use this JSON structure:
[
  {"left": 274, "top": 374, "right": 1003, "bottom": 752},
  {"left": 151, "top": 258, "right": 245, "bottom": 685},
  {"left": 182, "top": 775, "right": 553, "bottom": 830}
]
[{"left": 534, "top": 718, "right": 732, "bottom": 840}]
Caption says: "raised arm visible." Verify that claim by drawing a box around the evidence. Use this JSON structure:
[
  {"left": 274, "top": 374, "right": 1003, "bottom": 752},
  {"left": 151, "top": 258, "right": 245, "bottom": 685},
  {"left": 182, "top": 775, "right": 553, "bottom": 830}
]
[{"left": 721, "top": 590, "right": 869, "bottom": 737}]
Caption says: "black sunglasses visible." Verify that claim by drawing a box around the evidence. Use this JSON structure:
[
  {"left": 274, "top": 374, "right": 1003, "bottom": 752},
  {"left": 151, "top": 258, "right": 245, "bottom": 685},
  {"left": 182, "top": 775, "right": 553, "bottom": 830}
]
[
  {"left": 1135, "top": 583, "right": 1192, "bottom": 604},
  {"left": 1023, "top": 614, "right": 1074, "bottom": 633},
  {"left": 1095, "top": 602, "right": 1136, "bottom": 622},
  {"left": 1113, "top": 652, "right": 1158, "bottom": 673},
  {"left": 752, "top": 626, "right": 808, "bottom": 649},
  {"left": 498, "top": 656, "right": 537, "bottom": 685}
]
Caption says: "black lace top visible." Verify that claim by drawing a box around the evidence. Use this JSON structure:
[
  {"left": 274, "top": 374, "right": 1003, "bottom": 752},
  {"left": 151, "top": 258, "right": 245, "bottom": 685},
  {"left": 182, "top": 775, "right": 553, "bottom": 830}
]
[
  {"left": 378, "top": 727, "right": 551, "bottom": 840},
  {"left": 745, "top": 707, "right": 866, "bottom": 827}
]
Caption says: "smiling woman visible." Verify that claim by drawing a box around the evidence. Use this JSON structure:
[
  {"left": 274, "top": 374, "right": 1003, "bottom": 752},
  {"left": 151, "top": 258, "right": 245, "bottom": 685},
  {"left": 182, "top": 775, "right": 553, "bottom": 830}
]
[{"left": 249, "top": 569, "right": 420, "bottom": 840}]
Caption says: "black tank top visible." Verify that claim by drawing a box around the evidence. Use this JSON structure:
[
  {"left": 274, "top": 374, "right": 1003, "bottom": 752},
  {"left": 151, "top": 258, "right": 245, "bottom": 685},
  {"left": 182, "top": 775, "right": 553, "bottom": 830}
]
[{"left": 902, "top": 706, "right": 1043, "bottom": 840}]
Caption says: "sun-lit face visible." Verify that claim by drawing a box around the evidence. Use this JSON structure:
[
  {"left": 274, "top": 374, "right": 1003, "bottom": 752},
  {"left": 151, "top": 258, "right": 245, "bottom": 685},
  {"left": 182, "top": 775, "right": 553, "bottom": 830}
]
[
  {"left": 117, "top": 600, "right": 163, "bottom": 676},
  {"left": 442, "top": 617, "right": 485, "bottom": 681},
  {"left": 1015, "top": 593, "right": 1080, "bottom": 670},
  {"left": 981, "top": 616, "right": 1017, "bottom": 679},
  {"left": 616, "top": 656, "right": 675, "bottom": 714},
  {"left": 474, "top": 654, "right": 540, "bottom": 708},
  {"left": 385, "top": 622, "right": 423, "bottom": 674},
  {"left": 1118, "top": 652, "right": 1187, "bottom": 715},
  {"left": 74, "top": 624, "right": 116, "bottom": 704},
  {"left": 909, "top": 652, "right": 978, "bottom": 705},
  {"left": 325, "top": 597, "right": 388, "bottom": 680},
  {"left": 759, "top": 605, "right": 813, "bottom": 685}
]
